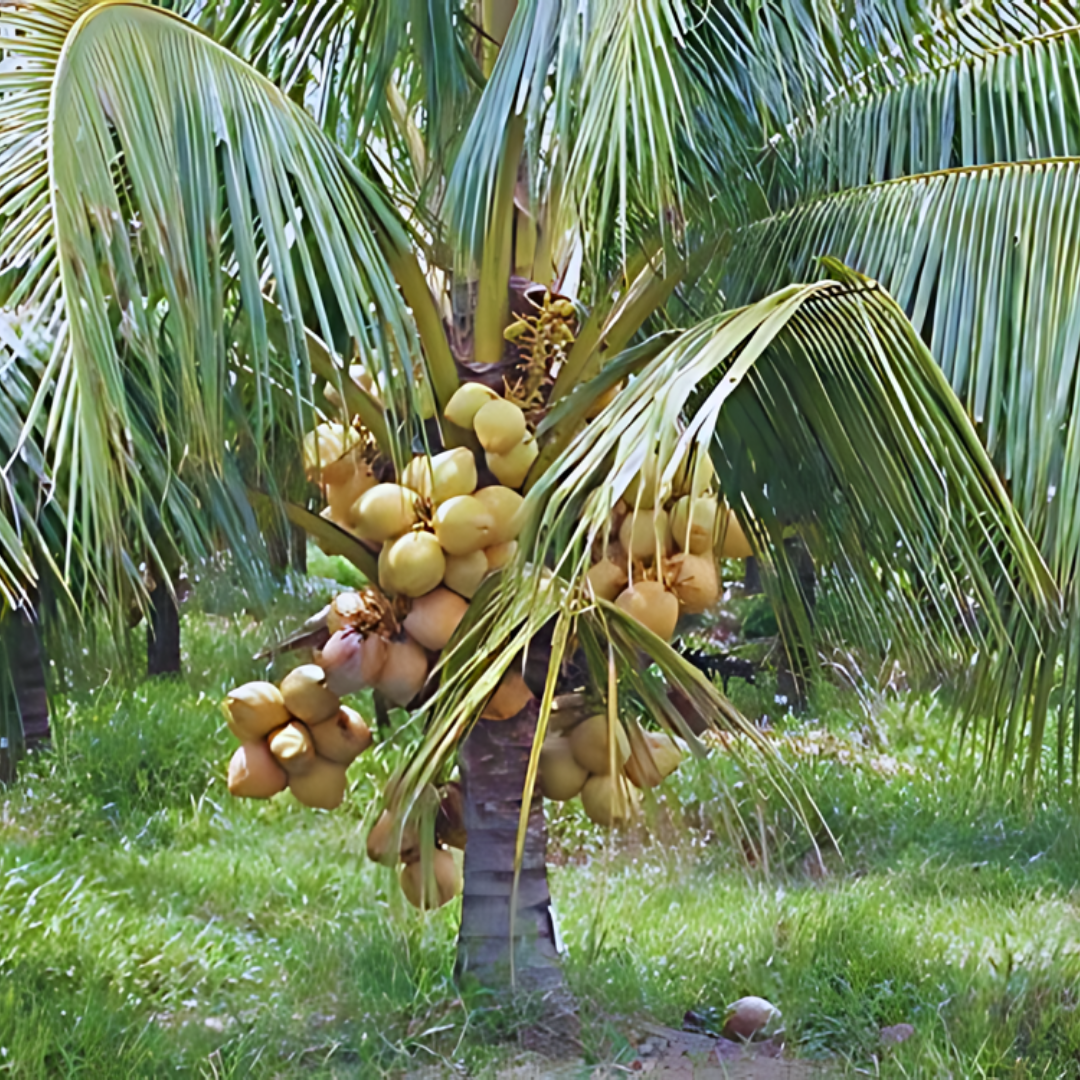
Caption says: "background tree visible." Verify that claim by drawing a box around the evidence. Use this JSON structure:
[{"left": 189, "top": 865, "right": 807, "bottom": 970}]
[{"left": 0, "top": 0, "right": 1066, "bottom": 991}]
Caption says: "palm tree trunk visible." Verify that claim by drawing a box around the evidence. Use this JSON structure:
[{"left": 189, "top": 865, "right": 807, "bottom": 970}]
[
  {"left": 455, "top": 699, "right": 563, "bottom": 991},
  {"left": 146, "top": 581, "right": 181, "bottom": 676},
  {"left": 0, "top": 604, "right": 50, "bottom": 783}
]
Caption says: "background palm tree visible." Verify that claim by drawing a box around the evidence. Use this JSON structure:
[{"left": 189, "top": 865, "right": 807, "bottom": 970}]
[{"left": 0, "top": 0, "right": 1070, "bottom": 989}]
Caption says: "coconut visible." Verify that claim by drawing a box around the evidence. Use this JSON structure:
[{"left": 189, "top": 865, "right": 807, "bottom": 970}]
[
  {"left": 353, "top": 483, "right": 419, "bottom": 543},
  {"left": 403, "top": 588, "right": 468, "bottom": 652},
  {"left": 376, "top": 637, "right": 429, "bottom": 706},
  {"left": 400, "top": 849, "right": 462, "bottom": 909},
  {"left": 569, "top": 713, "right": 631, "bottom": 775},
  {"left": 481, "top": 670, "right": 535, "bottom": 721},
  {"left": 485, "top": 436, "right": 538, "bottom": 489},
  {"left": 586, "top": 557, "right": 628, "bottom": 602},
  {"left": 670, "top": 495, "right": 719, "bottom": 555},
  {"left": 309, "top": 704, "right": 373, "bottom": 765},
  {"left": 435, "top": 783, "right": 467, "bottom": 849},
  {"left": 268, "top": 720, "right": 316, "bottom": 775},
  {"left": 624, "top": 730, "right": 683, "bottom": 789},
  {"left": 444, "top": 381, "right": 499, "bottom": 427},
  {"left": 473, "top": 486, "right": 525, "bottom": 545},
  {"left": 227, "top": 742, "right": 288, "bottom": 798},
  {"left": 433, "top": 495, "right": 495, "bottom": 556},
  {"left": 580, "top": 773, "right": 638, "bottom": 827},
  {"left": 224, "top": 681, "right": 290, "bottom": 741},
  {"left": 367, "top": 809, "right": 420, "bottom": 865},
  {"left": 485, "top": 540, "right": 517, "bottom": 571},
  {"left": 326, "top": 590, "right": 365, "bottom": 634},
  {"left": 623, "top": 452, "right": 659, "bottom": 508},
  {"left": 325, "top": 455, "right": 378, "bottom": 522},
  {"left": 280, "top": 664, "right": 341, "bottom": 725},
  {"left": 665, "top": 553, "right": 720, "bottom": 614},
  {"left": 473, "top": 398, "right": 527, "bottom": 454},
  {"left": 288, "top": 756, "right": 349, "bottom": 810},
  {"left": 303, "top": 423, "right": 349, "bottom": 482},
  {"left": 539, "top": 736, "right": 589, "bottom": 801},
  {"left": 720, "top": 509, "right": 755, "bottom": 558},
  {"left": 615, "top": 580, "right": 680, "bottom": 641},
  {"left": 402, "top": 447, "right": 477, "bottom": 503},
  {"left": 317, "top": 629, "right": 388, "bottom": 695},
  {"left": 722, "top": 997, "right": 781, "bottom": 1042},
  {"left": 619, "top": 508, "right": 672, "bottom": 562},
  {"left": 442, "top": 550, "right": 489, "bottom": 599},
  {"left": 380, "top": 530, "right": 447, "bottom": 597}
]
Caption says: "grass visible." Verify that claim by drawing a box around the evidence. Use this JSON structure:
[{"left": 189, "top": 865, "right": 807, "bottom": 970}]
[{"left": 3, "top": 572, "right": 1080, "bottom": 1077}]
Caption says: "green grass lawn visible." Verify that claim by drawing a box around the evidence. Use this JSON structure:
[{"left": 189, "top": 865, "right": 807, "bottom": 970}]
[{"left": 3, "top": 580, "right": 1080, "bottom": 1077}]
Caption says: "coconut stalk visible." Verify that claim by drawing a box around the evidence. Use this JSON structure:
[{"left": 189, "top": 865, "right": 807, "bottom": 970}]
[{"left": 455, "top": 699, "right": 562, "bottom": 992}]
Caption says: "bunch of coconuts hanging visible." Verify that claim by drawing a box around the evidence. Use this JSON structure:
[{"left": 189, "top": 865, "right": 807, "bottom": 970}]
[
  {"left": 223, "top": 663, "right": 373, "bottom": 810},
  {"left": 586, "top": 446, "right": 754, "bottom": 641},
  {"left": 366, "top": 782, "right": 465, "bottom": 909},
  {"left": 538, "top": 710, "right": 684, "bottom": 826}
]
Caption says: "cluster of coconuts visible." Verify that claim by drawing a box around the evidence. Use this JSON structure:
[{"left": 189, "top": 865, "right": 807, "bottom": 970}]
[
  {"left": 539, "top": 711, "right": 684, "bottom": 826},
  {"left": 297, "top": 382, "right": 538, "bottom": 713},
  {"left": 366, "top": 783, "right": 465, "bottom": 909},
  {"left": 586, "top": 449, "right": 755, "bottom": 641},
  {"left": 223, "top": 665, "right": 371, "bottom": 810}
]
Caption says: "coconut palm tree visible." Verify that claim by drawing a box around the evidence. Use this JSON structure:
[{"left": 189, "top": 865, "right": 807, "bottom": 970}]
[{"left": 0, "top": 0, "right": 1068, "bottom": 989}]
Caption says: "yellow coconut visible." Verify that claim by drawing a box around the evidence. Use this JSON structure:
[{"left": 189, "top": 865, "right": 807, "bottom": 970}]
[
  {"left": 268, "top": 720, "right": 316, "bottom": 775},
  {"left": 618, "top": 508, "right": 672, "bottom": 562},
  {"left": 670, "top": 495, "right": 720, "bottom": 555},
  {"left": 665, "top": 553, "right": 721, "bottom": 614},
  {"left": 402, "top": 447, "right": 478, "bottom": 503},
  {"left": 376, "top": 637, "right": 429, "bottom": 706},
  {"left": 539, "top": 736, "right": 589, "bottom": 801},
  {"left": 481, "top": 671, "right": 535, "bottom": 721},
  {"left": 318, "top": 629, "right": 388, "bottom": 695},
  {"left": 586, "top": 557, "right": 629, "bottom": 601},
  {"left": 280, "top": 664, "right": 341, "bottom": 725},
  {"left": 353, "top": 483, "right": 419, "bottom": 543},
  {"left": 400, "top": 849, "right": 462, "bottom": 909},
  {"left": 442, "top": 549, "right": 489, "bottom": 599},
  {"left": 380, "top": 530, "right": 447, "bottom": 598},
  {"left": 580, "top": 773, "right": 638, "bottom": 827},
  {"left": 472, "top": 486, "right": 525, "bottom": 545},
  {"left": 720, "top": 509, "right": 755, "bottom": 558},
  {"left": 223, "top": 681, "right": 290, "bottom": 741},
  {"left": 569, "top": 713, "right": 631, "bottom": 775},
  {"left": 367, "top": 809, "right": 420, "bottom": 865},
  {"left": 433, "top": 495, "right": 495, "bottom": 556},
  {"left": 309, "top": 704, "right": 373, "bottom": 765},
  {"left": 444, "top": 381, "right": 498, "bottom": 427},
  {"left": 227, "top": 742, "right": 288, "bottom": 798},
  {"left": 302, "top": 423, "right": 350, "bottom": 482},
  {"left": 485, "top": 540, "right": 518, "bottom": 571},
  {"left": 486, "top": 436, "right": 538, "bottom": 489},
  {"left": 614, "top": 580, "right": 680, "bottom": 641},
  {"left": 473, "top": 398, "right": 527, "bottom": 454},
  {"left": 624, "top": 730, "right": 683, "bottom": 789},
  {"left": 402, "top": 587, "right": 469, "bottom": 652},
  {"left": 623, "top": 452, "right": 659, "bottom": 508},
  {"left": 288, "top": 756, "right": 349, "bottom": 810}
]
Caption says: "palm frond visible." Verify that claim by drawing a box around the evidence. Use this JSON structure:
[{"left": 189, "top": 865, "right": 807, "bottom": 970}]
[{"left": 0, "top": 0, "right": 429, "bottom": 609}]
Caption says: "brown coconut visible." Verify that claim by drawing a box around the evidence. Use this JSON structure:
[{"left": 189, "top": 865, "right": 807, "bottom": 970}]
[
  {"left": 569, "top": 713, "right": 631, "bottom": 775},
  {"left": 317, "top": 629, "right": 388, "bottom": 695},
  {"left": 376, "top": 637, "right": 429, "bottom": 707},
  {"left": 624, "top": 729, "right": 683, "bottom": 789},
  {"left": 227, "top": 742, "right": 288, "bottom": 799},
  {"left": 435, "top": 783, "right": 467, "bottom": 850},
  {"left": 585, "top": 557, "right": 628, "bottom": 602},
  {"left": 268, "top": 720, "right": 316, "bottom": 775},
  {"left": 670, "top": 494, "right": 719, "bottom": 555},
  {"left": 402, "top": 587, "right": 469, "bottom": 652},
  {"left": 224, "top": 681, "right": 291, "bottom": 741},
  {"left": 619, "top": 508, "right": 672, "bottom": 562},
  {"left": 367, "top": 809, "right": 420, "bottom": 865},
  {"left": 288, "top": 755, "right": 349, "bottom": 810},
  {"left": 280, "top": 664, "right": 341, "bottom": 725},
  {"left": 665, "top": 553, "right": 720, "bottom": 614},
  {"left": 481, "top": 670, "right": 535, "bottom": 721},
  {"left": 309, "top": 704, "right": 373, "bottom": 765},
  {"left": 399, "top": 849, "right": 462, "bottom": 909},
  {"left": 614, "top": 580, "right": 680, "bottom": 641},
  {"left": 539, "top": 736, "right": 589, "bottom": 801},
  {"left": 719, "top": 509, "right": 755, "bottom": 559}
]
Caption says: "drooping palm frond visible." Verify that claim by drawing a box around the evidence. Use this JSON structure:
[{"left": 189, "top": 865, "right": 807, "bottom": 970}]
[
  {"left": 390, "top": 276, "right": 1058, "bottom": 827},
  {"left": 0, "top": 0, "right": 445, "bottom": 610}
]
